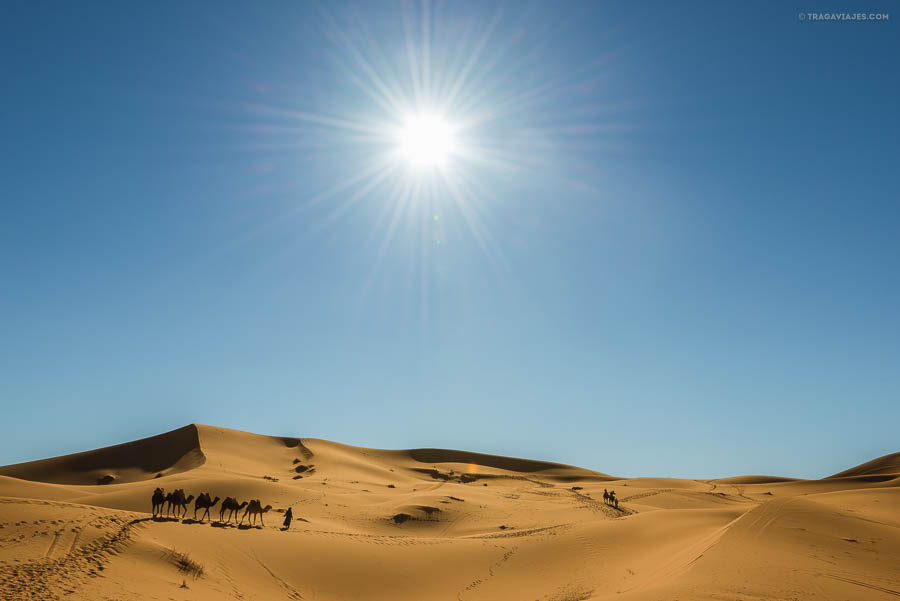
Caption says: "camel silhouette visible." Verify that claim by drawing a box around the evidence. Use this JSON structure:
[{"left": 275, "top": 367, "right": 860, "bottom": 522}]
[
  {"left": 605, "top": 489, "right": 618, "bottom": 508},
  {"left": 167, "top": 489, "right": 194, "bottom": 519},
  {"left": 163, "top": 491, "right": 177, "bottom": 518},
  {"left": 240, "top": 499, "right": 272, "bottom": 527},
  {"left": 193, "top": 492, "right": 220, "bottom": 522},
  {"left": 219, "top": 497, "right": 247, "bottom": 524},
  {"left": 151, "top": 487, "right": 166, "bottom": 517}
]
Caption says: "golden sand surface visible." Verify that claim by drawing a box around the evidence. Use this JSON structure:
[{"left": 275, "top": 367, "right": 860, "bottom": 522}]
[{"left": 1, "top": 424, "right": 897, "bottom": 600}]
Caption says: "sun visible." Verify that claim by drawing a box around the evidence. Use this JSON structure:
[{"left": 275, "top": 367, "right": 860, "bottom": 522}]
[{"left": 397, "top": 114, "right": 456, "bottom": 169}]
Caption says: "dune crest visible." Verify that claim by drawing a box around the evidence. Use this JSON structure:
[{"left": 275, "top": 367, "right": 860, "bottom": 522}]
[
  {"left": 827, "top": 451, "right": 900, "bottom": 479},
  {"left": 0, "top": 425, "right": 897, "bottom": 601},
  {"left": 0, "top": 424, "right": 205, "bottom": 485},
  {"left": 405, "top": 447, "right": 608, "bottom": 477},
  {"left": 712, "top": 475, "right": 801, "bottom": 485}
]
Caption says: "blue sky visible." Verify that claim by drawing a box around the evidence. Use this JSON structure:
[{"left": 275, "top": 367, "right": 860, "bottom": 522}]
[{"left": 2, "top": 1, "right": 898, "bottom": 479}]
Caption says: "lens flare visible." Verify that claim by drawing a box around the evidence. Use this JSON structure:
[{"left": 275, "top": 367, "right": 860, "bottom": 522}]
[{"left": 234, "top": 2, "right": 629, "bottom": 304}]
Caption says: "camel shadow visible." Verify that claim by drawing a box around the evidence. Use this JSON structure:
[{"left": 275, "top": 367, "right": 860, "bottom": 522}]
[
  {"left": 237, "top": 524, "right": 262, "bottom": 530},
  {"left": 210, "top": 521, "right": 233, "bottom": 529},
  {"left": 152, "top": 516, "right": 180, "bottom": 523},
  {"left": 180, "top": 518, "right": 207, "bottom": 525}
]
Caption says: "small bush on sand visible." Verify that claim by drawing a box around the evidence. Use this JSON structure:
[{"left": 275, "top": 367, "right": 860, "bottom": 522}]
[{"left": 164, "top": 547, "right": 204, "bottom": 580}]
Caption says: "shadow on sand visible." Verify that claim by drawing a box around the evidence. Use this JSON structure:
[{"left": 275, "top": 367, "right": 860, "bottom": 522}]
[
  {"left": 151, "top": 516, "right": 182, "bottom": 523},
  {"left": 130, "top": 517, "right": 153, "bottom": 525}
]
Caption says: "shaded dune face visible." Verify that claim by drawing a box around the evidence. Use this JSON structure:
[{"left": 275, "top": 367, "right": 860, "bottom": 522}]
[
  {"left": 406, "top": 448, "right": 580, "bottom": 473},
  {"left": 711, "top": 475, "right": 801, "bottom": 485},
  {"left": 0, "top": 425, "right": 897, "bottom": 601},
  {"left": 0, "top": 425, "right": 205, "bottom": 485},
  {"left": 827, "top": 451, "right": 900, "bottom": 479},
  {"left": 403, "top": 448, "right": 615, "bottom": 484}
]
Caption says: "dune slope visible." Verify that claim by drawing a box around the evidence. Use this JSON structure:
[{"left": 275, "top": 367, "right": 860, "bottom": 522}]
[
  {"left": 0, "top": 424, "right": 897, "bottom": 601},
  {"left": 0, "top": 425, "right": 205, "bottom": 486},
  {"left": 827, "top": 450, "right": 900, "bottom": 479}
]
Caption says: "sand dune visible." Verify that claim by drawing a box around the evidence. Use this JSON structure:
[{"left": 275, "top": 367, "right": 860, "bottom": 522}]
[
  {"left": 711, "top": 475, "right": 800, "bottom": 485},
  {"left": 0, "top": 425, "right": 205, "bottom": 486},
  {"left": 0, "top": 424, "right": 897, "bottom": 600},
  {"left": 827, "top": 450, "right": 900, "bottom": 478}
]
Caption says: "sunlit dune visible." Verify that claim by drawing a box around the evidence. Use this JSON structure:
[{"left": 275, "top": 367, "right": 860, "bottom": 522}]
[{"left": 0, "top": 425, "right": 897, "bottom": 600}]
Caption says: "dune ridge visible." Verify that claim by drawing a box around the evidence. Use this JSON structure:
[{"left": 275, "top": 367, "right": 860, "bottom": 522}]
[
  {"left": 0, "top": 424, "right": 205, "bottom": 485},
  {"left": 827, "top": 450, "right": 900, "bottom": 479},
  {"left": 406, "top": 447, "right": 598, "bottom": 474},
  {"left": 0, "top": 425, "right": 897, "bottom": 601},
  {"left": 712, "top": 475, "right": 800, "bottom": 485}
]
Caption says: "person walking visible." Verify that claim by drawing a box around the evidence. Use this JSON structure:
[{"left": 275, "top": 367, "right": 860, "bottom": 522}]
[{"left": 282, "top": 506, "right": 293, "bottom": 531}]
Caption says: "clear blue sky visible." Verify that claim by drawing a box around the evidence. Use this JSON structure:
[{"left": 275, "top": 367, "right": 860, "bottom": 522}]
[{"left": 2, "top": 1, "right": 898, "bottom": 479}]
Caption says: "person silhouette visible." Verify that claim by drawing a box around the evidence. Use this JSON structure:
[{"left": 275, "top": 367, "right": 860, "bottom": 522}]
[{"left": 282, "top": 507, "right": 293, "bottom": 531}]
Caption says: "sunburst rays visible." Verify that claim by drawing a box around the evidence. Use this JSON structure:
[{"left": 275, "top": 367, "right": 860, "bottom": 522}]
[{"left": 230, "top": 1, "right": 629, "bottom": 300}]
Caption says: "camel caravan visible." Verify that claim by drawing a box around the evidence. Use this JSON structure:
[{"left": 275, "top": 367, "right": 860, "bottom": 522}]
[
  {"left": 151, "top": 488, "right": 273, "bottom": 527},
  {"left": 603, "top": 488, "right": 619, "bottom": 509}
]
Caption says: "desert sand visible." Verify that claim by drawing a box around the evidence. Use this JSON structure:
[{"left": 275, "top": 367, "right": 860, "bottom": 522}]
[{"left": 0, "top": 424, "right": 897, "bottom": 600}]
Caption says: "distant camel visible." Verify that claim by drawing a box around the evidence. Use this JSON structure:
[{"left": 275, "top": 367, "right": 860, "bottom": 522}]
[
  {"left": 152, "top": 487, "right": 166, "bottom": 517},
  {"left": 193, "top": 492, "right": 220, "bottom": 522},
  {"left": 168, "top": 489, "right": 194, "bottom": 519},
  {"left": 219, "top": 497, "right": 248, "bottom": 524},
  {"left": 603, "top": 489, "right": 618, "bottom": 507},
  {"left": 240, "top": 499, "right": 273, "bottom": 527}
]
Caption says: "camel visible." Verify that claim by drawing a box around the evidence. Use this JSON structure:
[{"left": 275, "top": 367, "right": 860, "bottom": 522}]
[
  {"left": 167, "top": 489, "right": 194, "bottom": 519},
  {"left": 193, "top": 492, "right": 221, "bottom": 522},
  {"left": 164, "top": 491, "right": 177, "bottom": 518},
  {"left": 602, "top": 489, "right": 620, "bottom": 508},
  {"left": 219, "top": 497, "right": 248, "bottom": 524},
  {"left": 240, "top": 499, "right": 273, "bottom": 527},
  {"left": 151, "top": 487, "right": 166, "bottom": 517}
]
